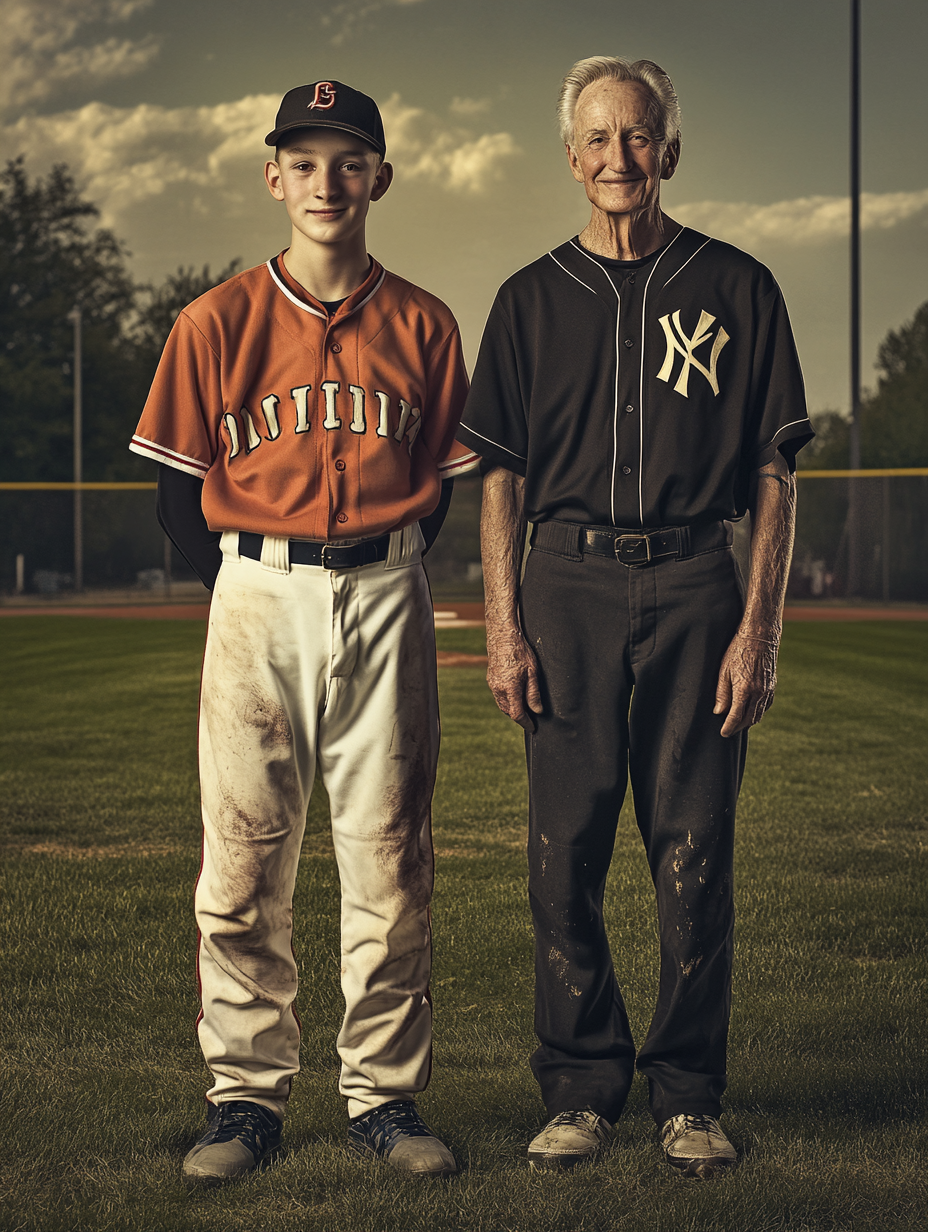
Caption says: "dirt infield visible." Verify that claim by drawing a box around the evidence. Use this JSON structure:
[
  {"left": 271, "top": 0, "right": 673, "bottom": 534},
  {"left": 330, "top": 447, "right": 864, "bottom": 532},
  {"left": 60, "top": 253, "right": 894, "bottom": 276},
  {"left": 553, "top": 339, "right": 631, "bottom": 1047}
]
[{"left": 1, "top": 601, "right": 925, "bottom": 623}]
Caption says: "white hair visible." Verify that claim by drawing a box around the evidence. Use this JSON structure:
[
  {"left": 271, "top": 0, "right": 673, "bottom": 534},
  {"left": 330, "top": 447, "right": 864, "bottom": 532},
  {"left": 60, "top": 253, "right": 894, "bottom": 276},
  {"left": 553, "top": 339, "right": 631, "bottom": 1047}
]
[{"left": 557, "top": 56, "right": 682, "bottom": 153}]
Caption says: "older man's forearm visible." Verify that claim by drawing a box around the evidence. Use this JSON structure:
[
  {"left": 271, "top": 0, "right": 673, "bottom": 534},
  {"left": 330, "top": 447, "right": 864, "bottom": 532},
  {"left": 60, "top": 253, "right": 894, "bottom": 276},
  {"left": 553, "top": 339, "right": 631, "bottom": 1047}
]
[
  {"left": 715, "top": 450, "right": 797, "bottom": 735},
  {"left": 481, "top": 467, "right": 527, "bottom": 639},
  {"left": 741, "top": 450, "right": 797, "bottom": 643},
  {"left": 480, "top": 467, "right": 542, "bottom": 726}
]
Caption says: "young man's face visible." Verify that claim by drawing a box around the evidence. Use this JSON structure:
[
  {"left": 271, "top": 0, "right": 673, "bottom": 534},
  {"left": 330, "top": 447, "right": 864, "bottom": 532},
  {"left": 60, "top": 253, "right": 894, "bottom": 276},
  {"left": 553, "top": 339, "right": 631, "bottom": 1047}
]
[{"left": 264, "top": 127, "right": 393, "bottom": 248}]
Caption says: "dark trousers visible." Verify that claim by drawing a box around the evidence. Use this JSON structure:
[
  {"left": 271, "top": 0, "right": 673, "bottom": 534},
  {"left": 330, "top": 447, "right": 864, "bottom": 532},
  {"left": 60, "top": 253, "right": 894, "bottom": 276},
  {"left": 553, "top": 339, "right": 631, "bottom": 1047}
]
[{"left": 520, "top": 537, "right": 747, "bottom": 1127}]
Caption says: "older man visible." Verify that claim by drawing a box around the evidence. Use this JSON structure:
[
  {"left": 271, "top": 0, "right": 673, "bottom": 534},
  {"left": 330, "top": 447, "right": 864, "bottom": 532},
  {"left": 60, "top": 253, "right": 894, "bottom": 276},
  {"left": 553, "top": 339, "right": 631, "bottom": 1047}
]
[{"left": 457, "top": 57, "right": 813, "bottom": 1176}]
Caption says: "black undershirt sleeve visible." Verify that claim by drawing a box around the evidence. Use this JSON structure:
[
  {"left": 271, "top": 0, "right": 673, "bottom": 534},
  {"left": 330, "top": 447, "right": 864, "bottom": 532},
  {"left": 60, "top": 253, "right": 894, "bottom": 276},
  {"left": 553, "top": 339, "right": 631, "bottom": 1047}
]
[
  {"left": 158, "top": 465, "right": 452, "bottom": 584},
  {"left": 156, "top": 463, "right": 222, "bottom": 590},
  {"left": 419, "top": 479, "right": 453, "bottom": 555}
]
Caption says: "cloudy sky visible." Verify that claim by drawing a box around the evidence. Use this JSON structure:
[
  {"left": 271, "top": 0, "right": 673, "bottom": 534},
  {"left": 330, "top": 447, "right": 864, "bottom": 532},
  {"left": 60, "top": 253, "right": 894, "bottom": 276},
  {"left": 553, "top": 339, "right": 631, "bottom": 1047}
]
[{"left": 3, "top": 0, "right": 926, "bottom": 413}]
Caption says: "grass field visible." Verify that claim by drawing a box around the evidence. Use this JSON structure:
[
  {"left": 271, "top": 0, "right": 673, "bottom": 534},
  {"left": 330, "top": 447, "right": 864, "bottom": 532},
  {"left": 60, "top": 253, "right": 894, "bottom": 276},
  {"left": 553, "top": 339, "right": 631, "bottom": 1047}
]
[{"left": 1, "top": 616, "right": 927, "bottom": 1232}]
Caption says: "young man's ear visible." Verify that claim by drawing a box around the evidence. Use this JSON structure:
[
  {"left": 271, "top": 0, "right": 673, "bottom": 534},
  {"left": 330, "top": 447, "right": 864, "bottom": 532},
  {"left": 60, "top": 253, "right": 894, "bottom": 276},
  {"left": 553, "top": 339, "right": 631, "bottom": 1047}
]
[
  {"left": 371, "top": 160, "right": 394, "bottom": 202},
  {"left": 265, "top": 159, "right": 285, "bottom": 201}
]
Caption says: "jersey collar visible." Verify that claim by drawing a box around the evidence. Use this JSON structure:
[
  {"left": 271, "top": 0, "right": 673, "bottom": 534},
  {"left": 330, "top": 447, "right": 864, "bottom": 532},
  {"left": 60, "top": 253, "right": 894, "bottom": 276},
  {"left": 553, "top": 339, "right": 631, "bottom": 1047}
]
[
  {"left": 266, "top": 252, "right": 386, "bottom": 321},
  {"left": 548, "top": 227, "right": 712, "bottom": 305}
]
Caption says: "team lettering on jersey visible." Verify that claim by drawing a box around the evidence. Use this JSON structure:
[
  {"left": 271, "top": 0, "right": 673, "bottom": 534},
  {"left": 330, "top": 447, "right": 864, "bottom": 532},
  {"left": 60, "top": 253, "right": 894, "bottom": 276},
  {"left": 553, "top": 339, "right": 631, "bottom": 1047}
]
[
  {"left": 656, "top": 308, "right": 730, "bottom": 398},
  {"left": 220, "top": 381, "right": 422, "bottom": 459}
]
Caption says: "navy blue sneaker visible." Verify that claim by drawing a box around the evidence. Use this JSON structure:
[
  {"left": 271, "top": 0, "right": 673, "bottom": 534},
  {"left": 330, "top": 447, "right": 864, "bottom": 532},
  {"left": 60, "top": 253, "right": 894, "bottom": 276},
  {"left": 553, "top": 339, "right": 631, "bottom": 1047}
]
[
  {"left": 182, "top": 1100, "right": 282, "bottom": 1184},
  {"left": 348, "top": 1100, "right": 457, "bottom": 1176}
]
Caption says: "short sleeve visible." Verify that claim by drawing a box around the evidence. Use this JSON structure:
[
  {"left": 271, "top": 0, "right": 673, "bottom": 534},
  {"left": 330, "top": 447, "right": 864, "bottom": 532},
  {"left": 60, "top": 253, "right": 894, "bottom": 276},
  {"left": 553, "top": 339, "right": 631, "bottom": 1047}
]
[
  {"left": 420, "top": 325, "right": 480, "bottom": 477},
  {"left": 129, "top": 312, "right": 222, "bottom": 478},
  {"left": 746, "top": 286, "right": 814, "bottom": 472},
  {"left": 456, "top": 291, "right": 529, "bottom": 476}
]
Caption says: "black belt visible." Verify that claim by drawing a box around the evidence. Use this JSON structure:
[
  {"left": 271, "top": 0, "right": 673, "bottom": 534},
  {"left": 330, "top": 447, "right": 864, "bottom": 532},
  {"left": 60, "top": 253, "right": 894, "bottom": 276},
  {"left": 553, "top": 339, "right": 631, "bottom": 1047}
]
[
  {"left": 530, "top": 520, "right": 731, "bottom": 566},
  {"left": 238, "top": 531, "right": 390, "bottom": 570}
]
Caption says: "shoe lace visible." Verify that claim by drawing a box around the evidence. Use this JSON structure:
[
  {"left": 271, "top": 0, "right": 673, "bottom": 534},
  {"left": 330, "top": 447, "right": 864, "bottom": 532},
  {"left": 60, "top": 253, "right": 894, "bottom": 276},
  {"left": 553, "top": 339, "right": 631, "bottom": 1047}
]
[
  {"left": 549, "top": 1109, "right": 600, "bottom": 1129},
  {"left": 678, "top": 1114, "right": 719, "bottom": 1135},
  {"left": 208, "top": 1103, "right": 279, "bottom": 1151},
  {"left": 358, "top": 1101, "right": 433, "bottom": 1151}
]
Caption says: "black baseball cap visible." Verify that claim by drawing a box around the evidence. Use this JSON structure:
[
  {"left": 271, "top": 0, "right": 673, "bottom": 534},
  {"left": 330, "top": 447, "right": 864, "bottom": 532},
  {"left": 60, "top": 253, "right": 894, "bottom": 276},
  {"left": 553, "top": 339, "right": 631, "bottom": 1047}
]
[{"left": 265, "top": 81, "right": 386, "bottom": 156}]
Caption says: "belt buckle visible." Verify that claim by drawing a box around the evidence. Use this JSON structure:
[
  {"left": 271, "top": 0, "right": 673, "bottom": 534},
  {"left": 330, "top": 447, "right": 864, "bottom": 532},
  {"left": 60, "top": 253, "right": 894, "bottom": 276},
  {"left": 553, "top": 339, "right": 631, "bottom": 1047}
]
[
  {"left": 615, "top": 533, "right": 651, "bottom": 566},
  {"left": 321, "top": 543, "right": 337, "bottom": 570}
]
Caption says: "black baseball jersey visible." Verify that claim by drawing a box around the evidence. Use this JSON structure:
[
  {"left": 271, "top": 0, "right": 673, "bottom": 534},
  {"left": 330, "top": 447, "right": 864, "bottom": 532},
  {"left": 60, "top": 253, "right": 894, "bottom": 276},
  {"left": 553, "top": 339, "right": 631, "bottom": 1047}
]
[{"left": 457, "top": 227, "right": 813, "bottom": 529}]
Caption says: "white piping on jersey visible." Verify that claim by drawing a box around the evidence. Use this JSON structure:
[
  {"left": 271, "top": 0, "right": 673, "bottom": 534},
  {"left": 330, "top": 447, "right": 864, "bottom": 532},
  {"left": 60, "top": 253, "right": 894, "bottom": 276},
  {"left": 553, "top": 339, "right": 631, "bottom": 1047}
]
[
  {"left": 266, "top": 260, "right": 327, "bottom": 318},
  {"left": 439, "top": 450, "right": 481, "bottom": 476},
  {"left": 637, "top": 228, "right": 686, "bottom": 526},
  {"left": 547, "top": 252, "right": 598, "bottom": 296},
  {"left": 266, "top": 259, "right": 387, "bottom": 321},
  {"left": 567, "top": 241, "right": 623, "bottom": 526},
  {"left": 347, "top": 268, "right": 387, "bottom": 316},
  {"left": 129, "top": 435, "right": 208, "bottom": 478},
  {"left": 458, "top": 422, "right": 526, "bottom": 461},
  {"left": 661, "top": 236, "right": 710, "bottom": 290},
  {"left": 769, "top": 417, "right": 812, "bottom": 443}
]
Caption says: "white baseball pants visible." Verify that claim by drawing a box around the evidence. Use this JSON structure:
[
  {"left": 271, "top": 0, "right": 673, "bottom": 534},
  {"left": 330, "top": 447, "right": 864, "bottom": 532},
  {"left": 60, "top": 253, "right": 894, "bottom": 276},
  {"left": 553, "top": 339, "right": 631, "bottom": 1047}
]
[{"left": 195, "top": 528, "right": 437, "bottom": 1120}]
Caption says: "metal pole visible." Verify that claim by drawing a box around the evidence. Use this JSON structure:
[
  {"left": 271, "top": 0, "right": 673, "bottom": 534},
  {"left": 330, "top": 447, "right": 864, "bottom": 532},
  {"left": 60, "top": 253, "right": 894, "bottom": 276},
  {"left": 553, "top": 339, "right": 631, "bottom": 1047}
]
[
  {"left": 69, "top": 305, "right": 83, "bottom": 592},
  {"left": 847, "top": 0, "right": 862, "bottom": 595},
  {"left": 881, "top": 474, "right": 890, "bottom": 602}
]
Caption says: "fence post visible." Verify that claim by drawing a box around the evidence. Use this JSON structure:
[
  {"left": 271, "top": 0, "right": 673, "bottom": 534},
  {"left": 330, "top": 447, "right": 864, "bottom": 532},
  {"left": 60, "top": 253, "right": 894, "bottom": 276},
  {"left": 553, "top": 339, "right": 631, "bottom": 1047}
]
[
  {"left": 881, "top": 475, "right": 890, "bottom": 603},
  {"left": 68, "top": 305, "right": 83, "bottom": 592}
]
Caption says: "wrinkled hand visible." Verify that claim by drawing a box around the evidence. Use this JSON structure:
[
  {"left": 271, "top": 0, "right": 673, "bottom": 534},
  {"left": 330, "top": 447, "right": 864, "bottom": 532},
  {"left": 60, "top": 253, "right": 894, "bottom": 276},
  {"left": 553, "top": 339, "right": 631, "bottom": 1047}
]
[
  {"left": 487, "top": 630, "right": 543, "bottom": 732},
  {"left": 714, "top": 633, "right": 778, "bottom": 738}
]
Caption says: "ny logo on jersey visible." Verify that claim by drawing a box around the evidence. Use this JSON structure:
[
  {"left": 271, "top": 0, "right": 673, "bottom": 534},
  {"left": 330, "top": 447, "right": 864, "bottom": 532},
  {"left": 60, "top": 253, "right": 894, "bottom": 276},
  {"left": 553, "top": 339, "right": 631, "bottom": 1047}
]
[
  {"left": 656, "top": 309, "right": 730, "bottom": 398},
  {"left": 308, "top": 82, "right": 336, "bottom": 110}
]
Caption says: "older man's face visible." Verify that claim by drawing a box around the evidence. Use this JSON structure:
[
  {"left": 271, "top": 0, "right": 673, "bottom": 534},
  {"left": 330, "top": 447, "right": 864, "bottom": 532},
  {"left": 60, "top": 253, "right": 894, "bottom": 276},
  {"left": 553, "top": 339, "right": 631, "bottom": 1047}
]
[{"left": 567, "top": 79, "right": 675, "bottom": 219}]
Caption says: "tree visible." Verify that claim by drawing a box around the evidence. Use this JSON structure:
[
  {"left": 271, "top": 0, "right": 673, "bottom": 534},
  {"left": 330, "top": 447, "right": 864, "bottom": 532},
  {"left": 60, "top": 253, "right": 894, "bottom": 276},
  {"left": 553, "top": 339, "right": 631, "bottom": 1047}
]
[
  {"left": 0, "top": 158, "right": 240, "bottom": 484},
  {"left": 134, "top": 261, "right": 240, "bottom": 379},
  {"left": 0, "top": 159, "right": 238, "bottom": 589},
  {"left": 0, "top": 157, "right": 139, "bottom": 482},
  {"left": 800, "top": 301, "right": 928, "bottom": 469}
]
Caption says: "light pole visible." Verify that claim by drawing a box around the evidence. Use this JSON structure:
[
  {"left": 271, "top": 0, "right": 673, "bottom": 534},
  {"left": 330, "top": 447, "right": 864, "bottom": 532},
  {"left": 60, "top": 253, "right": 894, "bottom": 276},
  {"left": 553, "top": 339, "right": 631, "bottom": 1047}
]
[
  {"left": 847, "top": 0, "right": 862, "bottom": 596},
  {"left": 67, "top": 305, "right": 83, "bottom": 592}
]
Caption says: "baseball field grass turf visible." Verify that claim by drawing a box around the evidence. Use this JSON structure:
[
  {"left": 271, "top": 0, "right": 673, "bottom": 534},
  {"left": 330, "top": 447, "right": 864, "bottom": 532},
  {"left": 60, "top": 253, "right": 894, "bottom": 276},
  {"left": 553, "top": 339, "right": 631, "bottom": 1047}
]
[{"left": 1, "top": 617, "right": 926, "bottom": 1232}]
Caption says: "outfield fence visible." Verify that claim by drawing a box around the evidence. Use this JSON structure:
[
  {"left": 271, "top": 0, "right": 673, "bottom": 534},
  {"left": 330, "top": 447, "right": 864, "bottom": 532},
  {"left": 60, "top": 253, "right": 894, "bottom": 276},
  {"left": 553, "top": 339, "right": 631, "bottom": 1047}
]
[{"left": 1, "top": 470, "right": 925, "bottom": 602}]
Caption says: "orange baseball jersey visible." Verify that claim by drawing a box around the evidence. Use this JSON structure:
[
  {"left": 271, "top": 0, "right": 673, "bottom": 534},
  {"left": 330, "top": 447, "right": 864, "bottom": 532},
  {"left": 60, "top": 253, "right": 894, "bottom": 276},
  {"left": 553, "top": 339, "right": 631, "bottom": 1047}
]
[{"left": 131, "top": 255, "right": 480, "bottom": 541}]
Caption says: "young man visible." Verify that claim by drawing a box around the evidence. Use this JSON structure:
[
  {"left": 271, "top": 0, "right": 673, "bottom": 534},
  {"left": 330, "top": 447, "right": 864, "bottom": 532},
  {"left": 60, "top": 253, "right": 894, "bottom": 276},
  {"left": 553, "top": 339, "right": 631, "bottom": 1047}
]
[{"left": 130, "top": 81, "right": 479, "bottom": 1183}]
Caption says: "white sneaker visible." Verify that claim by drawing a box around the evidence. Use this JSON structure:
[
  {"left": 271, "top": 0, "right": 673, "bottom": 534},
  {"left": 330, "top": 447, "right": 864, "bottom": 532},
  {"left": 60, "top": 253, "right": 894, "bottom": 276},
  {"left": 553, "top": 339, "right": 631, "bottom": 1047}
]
[
  {"left": 527, "top": 1109, "right": 612, "bottom": 1170},
  {"left": 660, "top": 1113, "right": 738, "bottom": 1178}
]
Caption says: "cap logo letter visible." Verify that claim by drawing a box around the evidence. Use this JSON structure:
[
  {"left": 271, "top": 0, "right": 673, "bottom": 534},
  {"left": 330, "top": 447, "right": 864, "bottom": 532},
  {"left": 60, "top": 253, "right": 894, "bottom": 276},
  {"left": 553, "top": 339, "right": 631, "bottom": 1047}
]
[{"left": 308, "top": 82, "right": 336, "bottom": 110}]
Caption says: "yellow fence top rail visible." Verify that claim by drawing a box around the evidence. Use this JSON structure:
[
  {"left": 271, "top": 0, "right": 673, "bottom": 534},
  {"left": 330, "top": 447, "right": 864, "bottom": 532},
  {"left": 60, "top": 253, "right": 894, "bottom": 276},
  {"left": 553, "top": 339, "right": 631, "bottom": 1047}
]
[
  {"left": 1, "top": 469, "right": 927, "bottom": 491},
  {"left": 0, "top": 482, "right": 158, "bottom": 490},
  {"left": 797, "top": 468, "right": 928, "bottom": 478}
]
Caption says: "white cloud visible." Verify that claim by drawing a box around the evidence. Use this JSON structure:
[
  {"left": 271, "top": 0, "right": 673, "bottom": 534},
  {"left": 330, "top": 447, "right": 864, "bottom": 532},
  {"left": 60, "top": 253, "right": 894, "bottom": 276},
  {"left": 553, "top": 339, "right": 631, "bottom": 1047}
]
[
  {"left": 0, "top": 90, "right": 520, "bottom": 227},
  {"left": 449, "top": 96, "right": 492, "bottom": 117},
  {"left": 321, "top": 0, "right": 428, "bottom": 46},
  {"left": 381, "top": 94, "right": 519, "bottom": 192},
  {"left": 674, "top": 189, "right": 928, "bottom": 248},
  {"left": 0, "top": 0, "right": 158, "bottom": 112},
  {"left": 0, "top": 96, "right": 276, "bottom": 221}
]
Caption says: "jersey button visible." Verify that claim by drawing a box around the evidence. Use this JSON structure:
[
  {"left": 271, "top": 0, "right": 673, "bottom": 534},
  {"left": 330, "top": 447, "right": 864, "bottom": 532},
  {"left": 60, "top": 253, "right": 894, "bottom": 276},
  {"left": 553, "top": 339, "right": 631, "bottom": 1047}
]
[
  {"left": 336, "top": 512, "right": 348, "bottom": 523},
  {"left": 625, "top": 404, "right": 634, "bottom": 413},
  {"left": 624, "top": 338, "right": 634, "bottom": 348},
  {"left": 331, "top": 342, "right": 342, "bottom": 353},
  {"left": 622, "top": 465, "right": 632, "bottom": 475},
  {"left": 335, "top": 460, "right": 346, "bottom": 471},
  {"left": 628, "top": 275, "right": 636, "bottom": 285}
]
